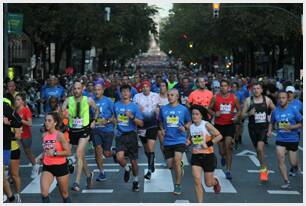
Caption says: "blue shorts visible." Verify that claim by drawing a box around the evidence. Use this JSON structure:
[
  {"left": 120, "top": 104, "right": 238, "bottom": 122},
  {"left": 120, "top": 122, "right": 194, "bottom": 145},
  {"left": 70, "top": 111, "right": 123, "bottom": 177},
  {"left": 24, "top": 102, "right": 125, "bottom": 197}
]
[
  {"left": 3, "top": 150, "right": 11, "bottom": 166},
  {"left": 92, "top": 130, "right": 114, "bottom": 151}
]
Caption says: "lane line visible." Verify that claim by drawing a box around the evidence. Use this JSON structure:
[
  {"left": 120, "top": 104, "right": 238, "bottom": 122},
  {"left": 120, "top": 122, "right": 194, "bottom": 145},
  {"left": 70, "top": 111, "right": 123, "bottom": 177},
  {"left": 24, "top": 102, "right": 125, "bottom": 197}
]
[
  {"left": 144, "top": 169, "right": 174, "bottom": 193},
  {"left": 182, "top": 152, "right": 189, "bottom": 166},
  {"left": 21, "top": 174, "right": 57, "bottom": 194},
  {"left": 248, "top": 155, "right": 260, "bottom": 167},
  {"left": 20, "top": 163, "right": 165, "bottom": 168},
  {"left": 202, "top": 169, "right": 237, "bottom": 193},
  {"left": 298, "top": 146, "right": 303, "bottom": 151},
  {"left": 267, "top": 190, "right": 300, "bottom": 195},
  {"left": 82, "top": 189, "right": 113, "bottom": 193},
  {"left": 175, "top": 200, "right": 190, "bottom": 203},
  {"left": 93, "top": 169, "right": 119, "bottom": 173},
  {"left": 247, "top": 169, "right": 275, "bottom": 174}
]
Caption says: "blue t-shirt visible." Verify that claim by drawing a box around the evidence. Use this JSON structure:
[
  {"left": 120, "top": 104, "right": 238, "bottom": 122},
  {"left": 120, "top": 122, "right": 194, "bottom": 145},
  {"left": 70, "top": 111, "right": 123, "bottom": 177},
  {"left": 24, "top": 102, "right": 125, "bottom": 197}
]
[
  {"left": 151, "top": 83, "right": 160, "bottom": 93},
  {"left": 242, "top": 85, "right": 250, "bottom": 98},
  {"left": 115, "top": 87, "right": 138, "bottom": 102},
  {"left": 93, "top": 96, "right": 114, "bottom": 133},
  {"left": 235, "top": 89, "right": 245, "bottom": 105},
  {"left": 159, "top": 104, "right": 191, "bottom": 146},
  {"left": 114, "top": 101, "right": 143, "bottom": 135},
  {"left": 42, "top": 86, "right": 65, "bottom": 112},
  {"left": 83, "top": 89, "right": 95, "bottom": 99},
  {"left": 271, "top": 105, "right": 303, "bottom": 142},
  {"left": 289, "top": 99, "right": 303, "bottom": 114}
]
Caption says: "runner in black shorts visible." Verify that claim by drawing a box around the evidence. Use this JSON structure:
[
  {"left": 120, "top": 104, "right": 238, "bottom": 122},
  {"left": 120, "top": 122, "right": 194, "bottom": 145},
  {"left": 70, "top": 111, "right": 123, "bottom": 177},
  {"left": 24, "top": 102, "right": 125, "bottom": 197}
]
[{"left": 10, "top": 134, "right": 22, "bottom": 202}]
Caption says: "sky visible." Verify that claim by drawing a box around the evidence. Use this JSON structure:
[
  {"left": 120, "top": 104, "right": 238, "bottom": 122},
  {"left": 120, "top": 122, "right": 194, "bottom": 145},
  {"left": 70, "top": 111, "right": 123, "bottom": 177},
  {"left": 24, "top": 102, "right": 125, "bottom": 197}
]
[{"left": 150, "top": 2, "right": 173, "bottom": 18}]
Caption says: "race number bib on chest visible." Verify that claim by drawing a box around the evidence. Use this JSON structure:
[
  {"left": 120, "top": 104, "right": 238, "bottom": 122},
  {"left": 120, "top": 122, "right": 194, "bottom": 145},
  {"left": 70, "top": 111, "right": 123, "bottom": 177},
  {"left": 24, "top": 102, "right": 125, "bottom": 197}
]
[
  {"left": 118, "top": 114, "right": 129, "bottom": 126},
  {"left": 96, "top": 118, "right": 105, "bottom": 127},
  {"left": 166, "top": 115, "right": 179, "bottom": 127},
  {"left": 72, "top": 118, "right": 83, "bottom": 129},
  {"left": 278, "top": 121, "right": 290, "bottom": 132},
  {"left": 254, "top": 112, "right": 266, "bottom": 123},
  {"left": 220, "top": 103, "right": 231, "bottom": 114},
  {"left": 192, "top": 135, "right": 204, "bottom": 145},
  {"left": 43, "top": 140, "right": 56, "bottom": 150}
]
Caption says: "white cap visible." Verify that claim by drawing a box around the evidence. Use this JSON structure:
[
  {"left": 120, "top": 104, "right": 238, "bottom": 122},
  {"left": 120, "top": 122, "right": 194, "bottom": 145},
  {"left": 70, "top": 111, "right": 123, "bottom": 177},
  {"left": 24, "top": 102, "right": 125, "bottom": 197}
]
[{"left": 285, "top": 86, "right": 295, "bottom": 93}]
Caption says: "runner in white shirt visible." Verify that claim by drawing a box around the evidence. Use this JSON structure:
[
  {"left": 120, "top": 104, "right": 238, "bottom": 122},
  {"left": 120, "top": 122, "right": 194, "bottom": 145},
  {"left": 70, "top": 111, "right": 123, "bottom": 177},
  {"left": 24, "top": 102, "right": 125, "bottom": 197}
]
[{"left": 133, "top": 80, "right": 161, "bottom": 180}]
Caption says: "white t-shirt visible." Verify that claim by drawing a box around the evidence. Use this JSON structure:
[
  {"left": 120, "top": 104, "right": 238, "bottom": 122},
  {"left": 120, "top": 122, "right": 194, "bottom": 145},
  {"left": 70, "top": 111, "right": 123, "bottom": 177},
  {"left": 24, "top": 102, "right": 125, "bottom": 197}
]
[
  {"left": 189, "top": 120, "right": 210, "bottom": 149},
  {"left": 159, "top": 95, "right": 169, "bottom": 106}
]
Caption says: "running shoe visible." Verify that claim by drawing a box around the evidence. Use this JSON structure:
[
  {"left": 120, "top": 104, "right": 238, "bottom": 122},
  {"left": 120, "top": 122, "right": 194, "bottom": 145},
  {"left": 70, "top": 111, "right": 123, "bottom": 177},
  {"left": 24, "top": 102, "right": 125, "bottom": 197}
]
[
  {"left": 173, "top": 184, "right": 182, "bottom": 195},
  {"left": 132, "top": 181, "right": 140, "bottom": 192},
  {"left": 15, "top": 193, "right": 21, "bottom": 203},
  {"left": 86, "top": 172, "right": 94, "bottom": 189},
  {"left": 96, "top": 171, "right": 106, "bottom": 182},
  {"left": 180, "top": 160, "right": 184, "bottom": 177},
  {"left": 144, "top": 171, "right": 151, "bottom": 180},
  {"left": 31, "top": 164, "right": 40, "bottom": 179},
  {"left": 71, "top": 182, "right": 80, "bottom": 192},
  {"left": 225, "top": 171, "right": 232, "bottom": 180},
  {"left": 213, "top": 177, "right": 221, "bottom": 194},
  {"left": 280, "top": 181, "right": 291, "bottom": 189},
  {"left": 289, "top": 167, "right": 298, "bottom": 177},
  {"left": 259, "top": 166, "right": 269, "bottom": 182},
  {"left": 221, "top": 157, "right": 226, "bottom": 167},
  {"left": 124, "top": 166, "right": 131, "bottom": 182}
]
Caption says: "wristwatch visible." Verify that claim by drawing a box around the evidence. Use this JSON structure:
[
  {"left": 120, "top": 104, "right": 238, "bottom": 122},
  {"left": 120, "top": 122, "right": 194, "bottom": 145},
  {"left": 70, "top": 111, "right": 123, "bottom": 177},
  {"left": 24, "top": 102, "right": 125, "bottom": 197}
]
[{"left": 53, "top": 151, "right": 57, "bottom": 157}]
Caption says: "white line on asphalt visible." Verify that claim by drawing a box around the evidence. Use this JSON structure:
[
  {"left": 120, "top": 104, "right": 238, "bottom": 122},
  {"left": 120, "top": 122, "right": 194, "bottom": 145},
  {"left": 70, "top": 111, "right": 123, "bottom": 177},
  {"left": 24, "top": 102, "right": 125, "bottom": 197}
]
[
  {"left": 235, "top": 149, "right": 257, "bottom": 156},
  {"left": 175, "top": 200, "right": 190, "bottom": 203},
  {"left": 93, "top": 169, "right": 119, "bottom": 173},
  {"left": 19, "top": 163, "right": 165, "bottom": 168},
  {"left": 202, "top": 169, "right": 237, "bottom": 193},
  {"left": 144, "top": 169, "right": 174, "bottom": 193},
  {"left": 82, "top": 189, "right": 113, "bottom": 193},
  {"left": 182, "top": 152, "right": 189, "bottom": 166},
  {"left": 21, "top": 174, "right": 57, "bottom": 194},
  {"left": 247, "top": 170, "right": 275, "bottom": 174},
  {"left": 298, "top": 146, "right": 303, "bottom": 151},
  {"left": 3, "top": 195, "right": 7, "bottom": 202},
  {"left": 267, "top": 190, "right": 300, "bottom": 195},
  {"left": 248, "top": 155, "right": 260, "bottom": 167}
]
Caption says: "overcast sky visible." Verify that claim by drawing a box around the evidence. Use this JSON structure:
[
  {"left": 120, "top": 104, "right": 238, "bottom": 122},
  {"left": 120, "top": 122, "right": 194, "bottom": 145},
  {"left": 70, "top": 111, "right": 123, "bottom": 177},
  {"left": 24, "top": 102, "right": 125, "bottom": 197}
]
[{"left": 150, "top": 2, "right": 173, "bottom": 18}]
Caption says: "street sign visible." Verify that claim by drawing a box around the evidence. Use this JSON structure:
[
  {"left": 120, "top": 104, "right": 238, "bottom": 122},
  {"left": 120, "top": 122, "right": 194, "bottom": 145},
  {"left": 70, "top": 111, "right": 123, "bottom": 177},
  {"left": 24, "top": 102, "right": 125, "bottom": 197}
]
[
  {"left": 8, "top": 13, "right": 23, "bottom": 35},
  {"left": 50, "top": 43, "right": 56, "bottom": 63}
]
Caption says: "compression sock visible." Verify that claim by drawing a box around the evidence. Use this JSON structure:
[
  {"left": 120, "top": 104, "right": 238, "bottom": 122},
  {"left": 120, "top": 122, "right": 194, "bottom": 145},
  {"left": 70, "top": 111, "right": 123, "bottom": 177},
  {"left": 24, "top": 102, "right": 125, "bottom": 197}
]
[
  {"left": 42, "top": 195, "right": 50, "bottom": 203},
  {"left": 63, "top": 196, "right": 72, "bottom": 203}
]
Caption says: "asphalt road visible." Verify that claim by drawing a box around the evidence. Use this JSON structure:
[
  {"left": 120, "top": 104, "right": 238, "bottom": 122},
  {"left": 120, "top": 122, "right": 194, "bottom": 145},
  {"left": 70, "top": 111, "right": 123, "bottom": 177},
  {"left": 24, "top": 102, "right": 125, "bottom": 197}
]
[{"left": 13, "top": 117, "right": 303, "bottom": 203}]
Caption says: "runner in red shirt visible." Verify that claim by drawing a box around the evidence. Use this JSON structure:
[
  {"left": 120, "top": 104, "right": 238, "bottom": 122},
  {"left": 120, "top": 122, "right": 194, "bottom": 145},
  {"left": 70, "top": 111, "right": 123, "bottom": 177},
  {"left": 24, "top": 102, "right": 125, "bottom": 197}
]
[
  {"left": 208, "top": 79, "right": 240, "bottom": 180},
  {"left": 15, "top": 93, "right": 40, "bottom": 179}
]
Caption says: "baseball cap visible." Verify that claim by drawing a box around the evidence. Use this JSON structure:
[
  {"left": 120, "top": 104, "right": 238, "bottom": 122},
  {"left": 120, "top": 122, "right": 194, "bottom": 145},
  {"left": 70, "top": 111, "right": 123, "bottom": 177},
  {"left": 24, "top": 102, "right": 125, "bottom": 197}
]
[
  {"left": 285, "top": 86, "right": 295, "bottom": 93},
  {"left": 142, "top": 80, "right": 151, "bottom": 88}
]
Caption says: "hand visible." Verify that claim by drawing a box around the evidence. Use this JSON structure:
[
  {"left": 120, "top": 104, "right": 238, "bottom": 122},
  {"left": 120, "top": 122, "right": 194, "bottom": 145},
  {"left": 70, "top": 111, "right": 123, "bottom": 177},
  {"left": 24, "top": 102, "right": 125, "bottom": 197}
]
[
  {"left": 215, "top": 111, "right": 221, "bottom": 117},
  {"left": 45, "top": 149, "right": 55, "bottom": 156},
  {"left": 90, "top": 121, "right": 96, "bottom": 129},
  {"left": 283, "top": 124, "right": 292, "bottom": 131},
  {"left": 140, "top": 105, "right": 145, "bottom": 113},
  {"left": 3, "top": 117, "right": 10, "bottom": 125},
  {"left": 179, "top": 126, "right": 185, "bottom": 133},
  {"left": 267, "top": 130, "right": 272, "bottom": 138},
  {"left": 202, "top": 143, "right": 208, "bottom": 149},
  {"left": 125, "top": 111, "right": 135, "bottom": 119},
  {"left": 248, "top": 108, "right": 256, "bottom": 116}
]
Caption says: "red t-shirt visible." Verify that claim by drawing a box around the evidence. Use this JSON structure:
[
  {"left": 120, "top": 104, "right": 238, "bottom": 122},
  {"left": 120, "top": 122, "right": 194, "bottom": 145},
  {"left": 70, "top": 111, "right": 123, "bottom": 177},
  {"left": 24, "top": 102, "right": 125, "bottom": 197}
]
[
  {"left": 18, "top": 106, "right": 32, "bottom": 138},
  {"left": 214, "top": 93, "right": 236, "bottom": 125}
]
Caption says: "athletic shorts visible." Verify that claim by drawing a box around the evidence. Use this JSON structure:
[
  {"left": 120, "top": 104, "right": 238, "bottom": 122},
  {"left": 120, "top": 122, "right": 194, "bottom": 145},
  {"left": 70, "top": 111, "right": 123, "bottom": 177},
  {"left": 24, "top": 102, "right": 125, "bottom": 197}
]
[
  {"left": 20, "top": 138, "right": 32, "bottom": 149},
  {"left": 191, "top": 153, "right": 217, "bottom": 172},
  {"left": 69, "top": 126, "right": 91, "bottom": 145},
  {"left": 214, "top": 124, "right": 235, "bottom": 141},
  {"left": 3, "top": 150, "right": 11, "bottom": 166},
  {"left": 139, "top": 127, "right": 158, "bottom": 144},
  {"left": 42, "top": 161, "right": 69, "bottom": 177},
  {"left": 276, "top": 141, "right": 299, "bottom": 152},
  {"left": 115, "top": 131, "right": 138, "bottom": 160},
  {"left": 248, "top": 124, "right": 268, "bottom": 148},
  {"left": 92, "top": 130, "right": 114, "bottom": 151},
  {"left": 163, "top": 144, "right": 186, "bottom": 160},
  {"left": 10, "top": 149, "right": 21, "bottom": 160}
]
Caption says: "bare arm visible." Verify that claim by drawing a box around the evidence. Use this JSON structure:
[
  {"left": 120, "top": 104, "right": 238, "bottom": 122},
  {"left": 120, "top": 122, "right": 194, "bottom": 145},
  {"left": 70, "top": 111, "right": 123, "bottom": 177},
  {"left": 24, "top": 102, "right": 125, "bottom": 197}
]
[
  {"left": 208, "top": 96, "right": 216, "bottom": 116},
  {"left": 88, "top": 97, "right": 99, "bottom": 120},
  {"left": 241, "top": 97, "right": 251, "bottom": 120},
  {"left": 57, "top": 132, "right": 71, "bottom": 157},
  {"left": 234, "top": 96, "right": 241, "bottom": 120},
  {"left": 206, "top": 122, "right": 223, "bottom": 143},
  {"left": 61, "top": 98, "right": 69, "bottom": 113}
]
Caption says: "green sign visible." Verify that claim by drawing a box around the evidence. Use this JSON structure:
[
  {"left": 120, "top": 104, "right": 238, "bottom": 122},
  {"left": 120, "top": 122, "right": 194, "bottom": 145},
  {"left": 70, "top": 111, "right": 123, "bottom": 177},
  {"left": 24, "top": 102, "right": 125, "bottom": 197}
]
[{"left": 8, "top": 13, "right": 23, "bottom": 35}]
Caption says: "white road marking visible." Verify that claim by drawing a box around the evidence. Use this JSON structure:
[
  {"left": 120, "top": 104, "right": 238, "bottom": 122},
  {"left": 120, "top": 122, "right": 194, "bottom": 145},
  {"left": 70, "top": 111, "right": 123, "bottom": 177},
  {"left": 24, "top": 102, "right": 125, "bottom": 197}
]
[
  {"left": 247, "top": 169, "right": 275, "bottom": 174},
  {"left": 175, "top": 200, "right": 190, "bottom": 203},
  {"left": 182, "top": 152, "right": 189, "bottom": 166},
  {"left": 267, "top": 190, "right": 300, "bottom": 195},
  {"left": 202, "top": 169, "right": 237, "bottom": 193},
  {"left": 20, "top": 163, "right": 165, "bottom": 168},
  {"left": 21, "top": 174, "right": 57, "bottom": 194},
  {"left": 236, "top": 149, "right": 257, "bottom": 156},
  {"left": 3, "top": 195, "right": 7, "bottom": 202},
  {"left": 248, "top": 155, "right": 260, "bottom": 167},
  {"left": 144, "top": 169, "right": 174, "bottom": 193},
  {"left": 93, "top": 169, "right": 119, "bottom": 173},
  {"left": 82, "top": 189, "right": 113, "bottom": 193},
  {"left": 298, "top": 146, "right": 303, "bottom": 151}
]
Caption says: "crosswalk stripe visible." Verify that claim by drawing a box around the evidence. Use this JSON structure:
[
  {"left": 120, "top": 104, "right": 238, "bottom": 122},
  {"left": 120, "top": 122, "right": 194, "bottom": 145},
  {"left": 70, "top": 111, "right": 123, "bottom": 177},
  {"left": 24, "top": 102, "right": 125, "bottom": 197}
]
[
  {"left": 248, "top": 155, "right": 260, "bottom": 167},
  {"left": 175, "top": 200, "right": 190, "bottom": 203},
  {"left": 21, "top": 174, "right": 57, "bottom": 194},
  {"left": 93, "top": 169, "right": 119, "bottom": 173},
  {"left": 19, "top": 163, "right": 165, "bottom": 168},
  {"left": 182, "top": 152, "right": 189, "bottom": 166},
  {"left": 247, "top": 169, "right": 275, "bottom": 174},
  {"left": 202, "top": 169, "right": 237, "bottom": 193},
  {"left": 82, "top": 189, "right": 113, "bottom": 193},
  {"left": 267, "top": 190, "right": 300, "bottom": 195},
  {"left": 144, "top": 169, "right": 174, "bottom": 193}
]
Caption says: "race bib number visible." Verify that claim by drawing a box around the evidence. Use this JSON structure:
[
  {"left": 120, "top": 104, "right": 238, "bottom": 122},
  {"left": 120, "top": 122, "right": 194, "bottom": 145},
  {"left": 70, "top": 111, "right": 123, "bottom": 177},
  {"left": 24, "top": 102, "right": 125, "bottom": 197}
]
[
  {"left": 166, "top": 115, "right": 179, "bottom": 128},
  {"left": 192, "top": 135, "right": 204, "bottom": 145},
  {"left": 72, "top": 118, "right": 83, "bottom": 129},
  {"left": 42, "top": 140, "right": 56, "bottom": 151},
  {"left": 278, "top": 121, "right": 290, "bottom": 131},
  {"left": 138, "top": 129, "right": 146, "bottom": 137},
  {"left": 96, "top": 118, "right": 105, "bottom": 127},
  {"left": 220, "top": 104, "right": 231, "bottom": 114},
  {"left": 254, "top": 112, "right": 267, "bottom": 123},
  {"left": 118, "top": 114, "right": 129, "bottom": 126}
]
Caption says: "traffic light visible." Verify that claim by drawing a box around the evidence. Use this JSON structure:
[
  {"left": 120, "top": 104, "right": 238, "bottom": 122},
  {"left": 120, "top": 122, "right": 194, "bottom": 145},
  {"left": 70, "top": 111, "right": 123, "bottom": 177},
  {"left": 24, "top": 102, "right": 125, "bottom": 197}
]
[{"left": 212, "top": 3, "right": 220, "bottom": 18}]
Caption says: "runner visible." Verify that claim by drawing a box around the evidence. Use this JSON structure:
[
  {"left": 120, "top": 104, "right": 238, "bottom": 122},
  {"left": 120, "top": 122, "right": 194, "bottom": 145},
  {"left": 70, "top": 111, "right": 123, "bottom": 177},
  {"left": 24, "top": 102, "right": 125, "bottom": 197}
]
[
  {"left": 208, "top": 79, "right": 240, "bottom": 180},
  {"left": 40, "top": 112, "right": 72, "bottom": 203},
  {"left": 114, "top": 84, "right": 144, "bottom": 192},
  {"left": 62, "top": 81, "right": 99, "bottom": 191},
  {"left": 175, "top": 77, "right": 193, "bottom": 106},
  {"left": 187, "top": 77, "right": 213, "bottom": 109},
  {"left": 187, "top": 105, "right": 222, "bottom": 202},
  {"left": 92, "top": 80, "right": 115, "bottom": 181},
  {"left": 159, "top": 88, "right": 191, "bottom": 195},
  {"left": 267, "top": 91, "right": 302, "bottom": 189},
  {"left": 133, "top": 80, "right": 160, "bottom": 180},
  {"left": 15, "top": 93, "right": 40, "bottom": 179},
  {"left": 242, "top": 82, "right": 275, "bottom": 181}
]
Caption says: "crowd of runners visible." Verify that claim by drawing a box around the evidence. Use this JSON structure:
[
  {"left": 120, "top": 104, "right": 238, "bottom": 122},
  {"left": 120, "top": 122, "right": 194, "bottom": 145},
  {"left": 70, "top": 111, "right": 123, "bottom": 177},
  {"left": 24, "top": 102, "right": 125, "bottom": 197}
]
[{"left": 3, "top": 68, "right": 303, "bottom": 203}]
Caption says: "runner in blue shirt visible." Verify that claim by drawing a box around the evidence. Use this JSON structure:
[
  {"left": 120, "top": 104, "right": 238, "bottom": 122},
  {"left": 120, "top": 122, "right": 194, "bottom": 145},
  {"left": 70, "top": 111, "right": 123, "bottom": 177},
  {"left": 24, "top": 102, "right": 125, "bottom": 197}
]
[
  {"left": 268, "top": 90, "right": 302, "bottom": 189},
  {"left": 286, "top": 86, "right": 303, "bottom": 114},
  {"left": 159, "top": 88, "right": 191, "bottom": 195},
  {"left": 114, "top": 84, "right": 143, "bottom": 192},
  {"left": 92, "top": 80, "right": 115, "bottom": 182}
]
